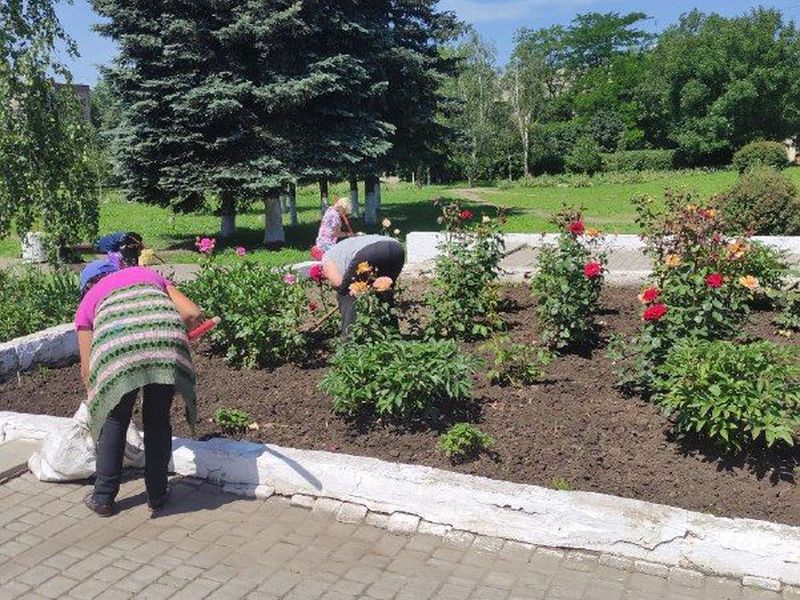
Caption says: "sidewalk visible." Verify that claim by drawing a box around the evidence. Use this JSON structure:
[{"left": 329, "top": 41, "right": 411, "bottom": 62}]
[{"left": 0, "top": 473, "right": 788, "bottom": 600}]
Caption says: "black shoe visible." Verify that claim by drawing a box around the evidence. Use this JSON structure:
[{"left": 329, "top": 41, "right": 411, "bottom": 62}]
[
  {"left": 147, "top": 485, "right": 171, "bottom": 511},
  {"left": 84, "top": 493, "right": 114, "bottom": 517}
]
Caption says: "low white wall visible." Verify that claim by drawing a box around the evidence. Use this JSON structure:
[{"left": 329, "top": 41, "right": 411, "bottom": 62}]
[
  {"left": 0, "top": 324, "right": 77, "bottom": 379},
  {"left": 2, "top": 410, "right": 797, "bottom": 588},
  {"left": 406, "top": 232, "right": 800, "bottom": 265}
]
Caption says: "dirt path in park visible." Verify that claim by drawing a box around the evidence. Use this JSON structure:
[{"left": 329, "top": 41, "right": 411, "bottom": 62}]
[{"left": 448, "top": 187, "right": 633, "bottom": 225}]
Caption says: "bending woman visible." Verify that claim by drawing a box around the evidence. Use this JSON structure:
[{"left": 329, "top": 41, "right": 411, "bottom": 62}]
[
  {"left": 321, "top": 234, "right": 405, "bottom": 335},
  {"left": 75, "top": 260, "right": 203, "bottom": 516},
  {"left": 313, "top": 197, "right": 353, "bottom": 259}
]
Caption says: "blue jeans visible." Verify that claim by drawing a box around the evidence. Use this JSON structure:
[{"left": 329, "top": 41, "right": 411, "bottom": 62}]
[{"left": 93, "top": 384, "right": 174, "bottom": 504}]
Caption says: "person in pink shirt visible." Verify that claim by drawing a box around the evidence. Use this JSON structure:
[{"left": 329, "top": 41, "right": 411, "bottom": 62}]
[{"left": 76, "top": 260, "right": 204, "bottom": 516}]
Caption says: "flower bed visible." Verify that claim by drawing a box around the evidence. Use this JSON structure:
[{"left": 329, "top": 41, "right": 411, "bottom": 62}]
[{"left": 2, "top": 284, "right": 798, "bottom": 526}]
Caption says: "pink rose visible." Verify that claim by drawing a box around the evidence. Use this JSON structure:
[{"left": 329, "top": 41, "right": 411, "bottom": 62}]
[
  {"left": 283, "top": 273, "right": 297, "bottom": 285},
  {"left": 236, "top": 246, "right": 246, "bottom": 257}
]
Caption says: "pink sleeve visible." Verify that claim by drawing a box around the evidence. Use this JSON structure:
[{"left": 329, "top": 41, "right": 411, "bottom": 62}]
[{"left": 74, "top": 298, "right": 93, "bottom": 331}]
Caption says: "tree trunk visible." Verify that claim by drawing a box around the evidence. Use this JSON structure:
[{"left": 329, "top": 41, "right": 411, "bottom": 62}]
[
  {"left": 410, "top": 170, "right": 415, "bottom": 185},
  {"left": 219, "top": 191, "right": 236, "bottom": 239},
  {"left": 349, "top": 176, "right": 360, "bottom": 218},
  {"left": 364, "top": 175, "right": 379, "bottom": 225},
  {"left": 426, "top": 166, "right": 431, "bottom": 186},
  {"left": 522, "top": 128, "right": 530, "bottom": 178},
  {"left": 287, "top": 183, "right": 298, "bottom": 227},
  {"left": 375, "top": 178, "right": 381, "bottom": 213},
  {"left": 319, "top": 179, "right": 329, "bottom": 216},
  {"left": 263, "top": 190, "right": 285, "bottom": 247},
  {"left": 508, "top": 155, "right": 513, "bottom": 182}
]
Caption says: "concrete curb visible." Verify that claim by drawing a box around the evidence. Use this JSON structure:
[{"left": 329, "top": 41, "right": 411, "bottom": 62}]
[
  {"left": 1, "top": 410, "right": 796, "bottom": 590},
  {"left": 0, "top": 324, "right": 77, "bottom": 379},
  {"left": 405, "top": 232, "right": 800, "bottom": 266}
]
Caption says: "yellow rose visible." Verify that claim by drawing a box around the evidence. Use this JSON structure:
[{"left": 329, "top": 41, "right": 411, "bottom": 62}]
[
  {"left": 586, "top": 227, "right": 601, "bottom": 238},
  {"left": 706, "top": 208, "right": 717, "bottom": 218},
  {"left": 738, "top": 275, "right": 759, "bottom": 290},
  {"left": 665, "top": 254, "right": 682, "bottom": 268},
  {"left": 728, "top": 241, "right": 748, "bottom": 259},
  {"left": 349, "top": 281, "right": 370, "bottom": 296},
  {"left": 686, "top": 204, "right": 698, "bottom": 212},
  {"left": 356, "top": 261, "right": 372, "bottom": 275}
]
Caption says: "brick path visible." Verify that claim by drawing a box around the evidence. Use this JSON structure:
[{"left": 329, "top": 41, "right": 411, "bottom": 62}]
[{"left": 0, "top": 473, "right": 795, "bottom": 600}]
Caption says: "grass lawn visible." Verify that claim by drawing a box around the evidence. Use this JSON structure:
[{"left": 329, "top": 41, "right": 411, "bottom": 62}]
[{"left": 2, "top": 167, "right": 798, "bottom": 265}]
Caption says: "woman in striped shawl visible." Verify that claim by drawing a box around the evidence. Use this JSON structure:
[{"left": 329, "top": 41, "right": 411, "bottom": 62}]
[{"left": 75, "top": 259, "right": 203, "bottom": 516}]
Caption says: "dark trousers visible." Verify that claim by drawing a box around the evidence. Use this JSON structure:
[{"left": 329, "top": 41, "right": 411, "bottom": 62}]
[
  {"left": 337, "top": 240, "right": 405, "bottom": 336},
  {"left": 93, "top": 384, "right": 174, "bottom": 504}
]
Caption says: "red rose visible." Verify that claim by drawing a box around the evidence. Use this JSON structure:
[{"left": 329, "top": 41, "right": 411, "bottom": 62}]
[
  {"left": 308, "top": 302, "right": 319, "bottom": 313},
  {"left": 705, "top": 273, "right": 723, "bottom": 288},
  {"left": 568, "top": 221, "right": 585, "bottom": 235},
  {"left": 309, "top": 264, "right": 324, "bottom": 283},
  {"left": 638, "top": 287, "right": 660, "bottom": 304},
  {"left": 643, "top": 304, "right": 668, "bottom": 322},
  {"left": 459, "top": 210, "right": 473, "bottom": 221},
  {"left": 583, "top": 261, "right": 602, "bottom": 278}
]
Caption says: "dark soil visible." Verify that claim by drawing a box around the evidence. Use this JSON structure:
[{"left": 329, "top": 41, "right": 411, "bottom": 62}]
[{"left": 2, "top": 286, "right": 799, "bottom": 526}]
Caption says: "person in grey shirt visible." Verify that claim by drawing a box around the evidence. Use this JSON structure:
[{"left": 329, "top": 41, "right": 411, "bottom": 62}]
[{"left": 321, "top": 235, "right": 405, "bottom": 336}]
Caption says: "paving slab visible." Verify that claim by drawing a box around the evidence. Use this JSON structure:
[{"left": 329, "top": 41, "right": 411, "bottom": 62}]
[
  {"left": 0, "top": 440, "right": 38, "bottom": 481},
  {"left": 0, "top": 472, "right": 778, "bottom": 600}
]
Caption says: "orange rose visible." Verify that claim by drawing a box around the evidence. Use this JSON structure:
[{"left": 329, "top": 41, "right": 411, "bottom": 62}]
[
  {"left": 349, "top": 281, "right": 370, "bottom": 296},
  {"left": 665, "top": 254, "right": 682, "bottom": 268},
  {"left": 356, "top": 261, "right": 372, "bottom": 275},
  {"left": 372, "top": 276, "right": 393, "bottom": 292},
  {"left": 738, "top": 275, "right": 759, "bottom": 290},
  {"left": 586, "top": 227, "right": 601, "bottom": 238}
]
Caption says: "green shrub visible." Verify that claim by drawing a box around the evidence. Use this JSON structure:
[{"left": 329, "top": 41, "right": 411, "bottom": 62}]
[
  {"left": 438, "top": 423, "right": 494, "bottom": 462},
  {"left": 601, "top": 149, "right": 676, "bottom": 172},
  {"left": 212, "top": 408, "right": 252, "bottom": 437},
  {"left": 775, "top": 285, "right": 800, "bottom": 332},
  {"left": 532, "top": 210, "right": 607, "bottom": 351},
  {"left": 656, "top": 340, "right": 800, "bottom": 452},
  {"left": 480, "top": 335, "right": 552, "bottom": 387},
  {"left": 0, "top": 268, "right": 79, "bottom": 342},
  {"left": 320, "top": 339, "right": 480, "bottom": 421},
  {"left": 550, "top": 478, "right": 572, "bottom": 491},
  {"left": 732, "top": 141, "right": 789, "bottom": 173},
  {"left": 530, "top": 120, "right": 585, "bottom": 174},
  {"left": 426, "top": 203, "right": 505, "bottom": 340},
  {"left": 720, "top": 166, "right": 800, "bottom": 235},
  {"left": 565, "top": 136, "right": 603, "bottom": 175},
  {"left": 185, "top": 259, "right": 309, "bottom": 368}
]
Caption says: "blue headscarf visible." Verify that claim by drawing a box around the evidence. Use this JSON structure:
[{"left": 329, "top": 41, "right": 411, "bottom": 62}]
[{"left": 80, "top": 259, "right": 119, "bottom": 293}]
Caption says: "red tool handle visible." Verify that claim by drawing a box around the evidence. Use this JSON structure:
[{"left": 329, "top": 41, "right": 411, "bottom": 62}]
[{"left": 188, "top": 317, "right": 220, "bottom": 341}]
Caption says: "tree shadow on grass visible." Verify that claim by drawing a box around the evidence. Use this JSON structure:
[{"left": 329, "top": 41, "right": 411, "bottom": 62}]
[{"left": 669, "top": 430, "right": 800, "bottom": 484}]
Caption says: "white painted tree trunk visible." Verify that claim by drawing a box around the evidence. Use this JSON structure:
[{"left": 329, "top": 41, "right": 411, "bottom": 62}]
[
  {"left": 349, "top": 177, "right": 360, "bottom": 218},
  {"left": 375, "top": 180, "right": 381, "bottom": 213},
  {"left": 286, "top": 184, "right": 298, "bottom": 227},
  {"left": 364, "top": 175, "right": 379, "bottom": 225},
  {"left": 263, "top": 193, "right": 285, "bottom": 245}
]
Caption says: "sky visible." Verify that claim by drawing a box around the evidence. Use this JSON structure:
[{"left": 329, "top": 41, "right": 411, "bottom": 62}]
[{"left": 58, "top": 0, "right": 800, "bottom": 86}]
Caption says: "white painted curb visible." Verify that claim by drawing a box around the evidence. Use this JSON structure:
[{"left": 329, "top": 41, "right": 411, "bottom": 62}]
[
  {"left": 0, "top": 324, "right": 77, "bottom": 379},
  {"left": 406, "top": 232, "right": 800, "bottom": 265},
  {"left": 1, "top": 410, "right": 797, "bottom": 587}
]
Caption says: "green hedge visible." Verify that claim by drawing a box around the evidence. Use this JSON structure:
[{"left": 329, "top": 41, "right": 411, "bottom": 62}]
[
  {"left": 732, "top": 141, "right": 789, "bottom": 174},
  {"left": 602, "top": 149, "right": 676, "bottom": 172}
]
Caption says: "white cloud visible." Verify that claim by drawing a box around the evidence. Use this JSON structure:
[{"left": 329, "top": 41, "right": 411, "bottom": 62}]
[{"left": 441, "top": 0, "right": 606, "bottom": 23}]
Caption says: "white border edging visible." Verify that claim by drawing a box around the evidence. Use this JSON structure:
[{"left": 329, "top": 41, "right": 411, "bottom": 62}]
[
  {"left": 1, "top": 410, "right": 797, "bottom": 588},
  {"left": 0, "top": 324, "right": 77, "bottom": 378},
  {"left": 405, "top": 232, "right": 800, "bottom": 265}
]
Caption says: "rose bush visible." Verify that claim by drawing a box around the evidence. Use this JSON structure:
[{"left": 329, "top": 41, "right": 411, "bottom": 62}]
[
  {"left": 617, "top": 193, "right": 768, "bottom": 392},
  {"left": 532, "top": 209, "right": 607, "bottom": 351},
  {"left": 426, "top": 202, "right": 505, "bottom": 340}
]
